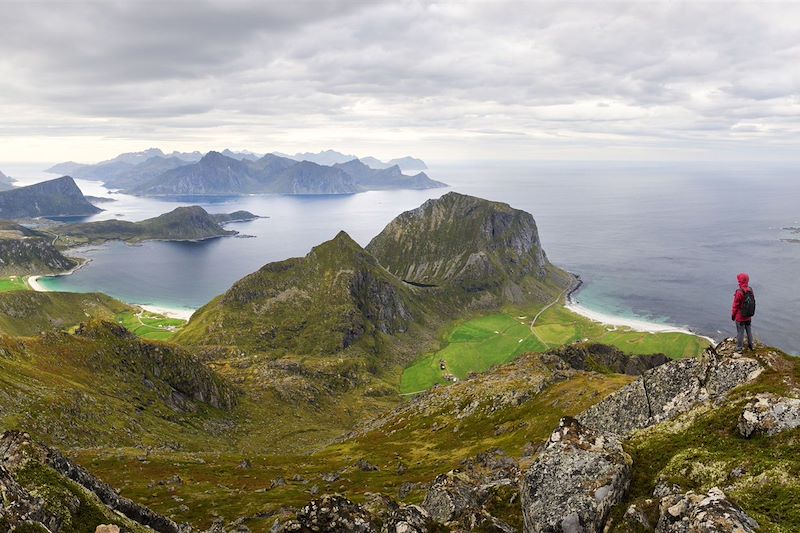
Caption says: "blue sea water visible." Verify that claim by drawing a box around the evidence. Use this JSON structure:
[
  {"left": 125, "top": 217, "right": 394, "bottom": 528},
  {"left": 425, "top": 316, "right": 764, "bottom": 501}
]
[{"left": 5, "top": 161, "right": 799, "bottom": 354}]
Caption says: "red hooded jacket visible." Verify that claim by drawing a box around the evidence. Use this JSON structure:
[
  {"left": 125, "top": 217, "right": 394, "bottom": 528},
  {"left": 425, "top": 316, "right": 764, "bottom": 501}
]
[{"left": 732, "top": 273, "right": 754, "bottom": 323}]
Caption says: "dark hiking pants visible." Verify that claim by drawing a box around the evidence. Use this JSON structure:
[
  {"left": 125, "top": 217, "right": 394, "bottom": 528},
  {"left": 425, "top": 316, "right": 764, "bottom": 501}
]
[{"left": 736, "top": 321, "right": 753, "bottom": 351}]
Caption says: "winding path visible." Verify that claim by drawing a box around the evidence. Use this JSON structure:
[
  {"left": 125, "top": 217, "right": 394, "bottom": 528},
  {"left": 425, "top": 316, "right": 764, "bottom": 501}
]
[{"left": 528, "top": 286, "right": 571, "bottom": 347}]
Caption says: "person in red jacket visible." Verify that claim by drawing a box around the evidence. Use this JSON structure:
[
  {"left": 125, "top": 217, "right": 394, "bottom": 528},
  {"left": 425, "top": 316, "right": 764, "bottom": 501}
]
[{"left": 731, "top": 272, "right": 755, "bottom": 352}]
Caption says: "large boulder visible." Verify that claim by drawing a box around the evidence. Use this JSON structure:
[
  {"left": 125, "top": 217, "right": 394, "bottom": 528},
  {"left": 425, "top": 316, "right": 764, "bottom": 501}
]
[
  {"left": 655, "top": 487, "right": 759, "bottom": 532},
  {"left": 421, "top": 449, "right": 518, "bottom": 531},
  {"left": 380, "top": 505, "right": 434, "bottom": 533},
  {"left": 738, "top": 393, "right": 800, "bottom": 438},
  {"left": 578, "top": 345, "right": 763, "bottom": 437},
  {"left": 520, "top": 417, "right": 632, "bottom": 532}
]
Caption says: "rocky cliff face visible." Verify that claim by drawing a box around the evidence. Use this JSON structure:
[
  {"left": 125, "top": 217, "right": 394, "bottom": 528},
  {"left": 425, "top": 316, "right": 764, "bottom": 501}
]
[
  {"left": 0, "top": 176, "right": 101, "bottom": 219},
  {"left": 367, "top": 192, "right": 572, "bottom": 306}
]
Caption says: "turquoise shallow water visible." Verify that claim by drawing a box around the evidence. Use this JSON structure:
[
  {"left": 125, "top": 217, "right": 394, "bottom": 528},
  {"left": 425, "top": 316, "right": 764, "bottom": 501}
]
[{"left": 9, "top": 160, "right": 799, "bottom": 354}]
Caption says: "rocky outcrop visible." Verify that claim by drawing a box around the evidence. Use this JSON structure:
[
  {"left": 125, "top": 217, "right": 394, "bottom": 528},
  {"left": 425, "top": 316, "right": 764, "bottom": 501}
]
[
  {"left": 578, "top": 343, "right": 763, "bottom": 437},
  {"left": 421, "top": 449, "right": 518, "bottom": 531},
  {"left": 380, "top": 505, "right": 434, "bottom": 533},
  {"left": 738, "top": 393, "right": 800, "bottom": 438},
  {"left": 655, "top": 487, "right": 759, "bottom": 532},
  {"left": 520, "top": 417, "right": 632, "bottom": 532},
  {"left": 282, "top": 495, "right": 378, "bottom": 532},
  {"left": 0, "top": 430, "right": 183, "bottom": 532}
]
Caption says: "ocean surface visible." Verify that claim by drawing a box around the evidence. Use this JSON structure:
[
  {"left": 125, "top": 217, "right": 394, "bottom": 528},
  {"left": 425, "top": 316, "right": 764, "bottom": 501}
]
[{"left": 4, "top": 161, "right": 799, "bottom": 354}]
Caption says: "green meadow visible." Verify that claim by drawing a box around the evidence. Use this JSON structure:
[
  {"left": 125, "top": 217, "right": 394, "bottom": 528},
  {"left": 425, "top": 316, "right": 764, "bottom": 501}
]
[
  {"left": 116, "top": 310, "right": 186, "bottom": 341},
  {"left": 400, "top": 304, "right": 710, "bottom": 394},
  {"left": 0, "top": 276, "right": 29, "bottom": 292}
]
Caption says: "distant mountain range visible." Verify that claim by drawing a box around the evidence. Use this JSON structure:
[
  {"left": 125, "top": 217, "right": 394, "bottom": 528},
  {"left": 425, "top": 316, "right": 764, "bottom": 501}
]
[
  {"left": 45, "top": 149, "right": 435, "bottom": 195},
  {"left": 0, "top": 176, "right": 102, "bottom": 219}
]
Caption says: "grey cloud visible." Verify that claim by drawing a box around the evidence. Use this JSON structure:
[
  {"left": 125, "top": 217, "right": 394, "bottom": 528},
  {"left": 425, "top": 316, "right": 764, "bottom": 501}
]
[{"left": 1, "top": 0, "right": 799, "bottom": 161}]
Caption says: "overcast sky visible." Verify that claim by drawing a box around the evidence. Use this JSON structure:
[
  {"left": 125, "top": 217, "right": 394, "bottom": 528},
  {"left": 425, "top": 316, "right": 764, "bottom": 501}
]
[{"left": 1, "top": 0, "right": 799, "bottom": 164}]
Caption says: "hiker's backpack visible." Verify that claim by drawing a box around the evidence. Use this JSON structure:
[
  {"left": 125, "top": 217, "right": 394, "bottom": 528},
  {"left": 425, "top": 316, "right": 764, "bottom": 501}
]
[{"left": 740, "top": 288, "right": 756, "bottom": 318}]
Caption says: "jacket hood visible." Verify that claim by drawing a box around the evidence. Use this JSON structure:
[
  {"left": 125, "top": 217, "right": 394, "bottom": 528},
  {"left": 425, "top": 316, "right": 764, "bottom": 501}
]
[{"left": 737, "top": 272, "right": 750, "bottom": 290}]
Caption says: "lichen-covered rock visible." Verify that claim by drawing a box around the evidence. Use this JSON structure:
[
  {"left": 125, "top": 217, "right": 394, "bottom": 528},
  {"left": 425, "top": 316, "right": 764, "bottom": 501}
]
[
  {"left": 578, "top": 344, "right": 762, "bottom": 437},
  {"left": 380, "top": 504, "right": 433, "bottom": 533},
  {"left": 422, "top": 471, "right": 480, "bottom": 524},
  {"left": 421, "top": 449, "right": 518, "bottom": 530},
  {"left": 738, "top": 393, "right": 800, "bottom": 438},
  {"left": 284, "top": 495, "right": 378, "bottom": 532},
  {"left": 655, "top": 487, "right": 759, "bottom": 532},
  {"left": 520, "top": 417, "right": 632, "bottom": 532}
]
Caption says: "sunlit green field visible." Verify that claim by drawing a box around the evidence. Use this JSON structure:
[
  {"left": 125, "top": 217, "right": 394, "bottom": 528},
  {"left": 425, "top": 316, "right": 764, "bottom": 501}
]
[
  {"left": 400, "top": 304, "right": 710, "bottom": 393},
  {"left": 116, "top": 311, "right": 186, "bottom": 341},
  {"left": 0, "top": 276, "right": 29, "bottom": 292}
]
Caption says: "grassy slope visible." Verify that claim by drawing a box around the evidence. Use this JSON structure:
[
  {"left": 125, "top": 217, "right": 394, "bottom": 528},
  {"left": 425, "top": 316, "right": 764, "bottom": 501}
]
[
  {"left": 0, "top": 277, "right": 28, "bottom": 292},
  {"left": 68, "top": 358, "right": 634, "bottom": 531},
  {"left": 0, "top": 291, "right": 130, "bottom": 337},
  {"left": 0, "top": 323, "right": 236, "bottom": 451},
  {"left": 400, "top": 303, "right": 709, "bottom": 393}
]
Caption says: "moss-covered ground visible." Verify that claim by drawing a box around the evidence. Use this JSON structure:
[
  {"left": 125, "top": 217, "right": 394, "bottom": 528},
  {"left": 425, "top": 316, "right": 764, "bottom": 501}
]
[
  {"left": 115, "top": 310, "right": 186, "bottom": 341},
  {"left": 400, "top": 304, "right": 709, "bottom": 393},
  {"left": 0, "top": 276, "right": 29, "bottom": 292},
  {"left": 69, "top": 370, "right": 633, "bottom": 532}
]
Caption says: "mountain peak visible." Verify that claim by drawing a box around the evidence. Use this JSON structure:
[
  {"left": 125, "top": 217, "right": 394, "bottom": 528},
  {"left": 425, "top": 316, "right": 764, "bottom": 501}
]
[{"left": 367, "top": 192, "right": 562, "bottom": 298}]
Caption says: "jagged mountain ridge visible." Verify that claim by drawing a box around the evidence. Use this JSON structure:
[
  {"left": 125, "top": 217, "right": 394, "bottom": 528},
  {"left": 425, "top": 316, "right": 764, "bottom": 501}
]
[
  {"left": 131, "top": 151, "right": 444, "bottom": 196},
  {"left": 0, "top": 176, "right": 101, "bottom": 219},
  {"left": 46, "top": 149, "right": 440, "bottom": 195}
]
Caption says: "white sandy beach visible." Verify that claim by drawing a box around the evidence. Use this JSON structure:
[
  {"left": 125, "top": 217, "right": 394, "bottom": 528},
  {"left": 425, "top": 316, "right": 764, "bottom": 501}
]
[
  {"left": 139, "top": 304, "right": 195, "bottom": 321},
  {"left": 28, "top": 274, "right": 195, "bottom": 321},
  {"left": 565, "top": 300, "right": 715, "bottom": 343}
]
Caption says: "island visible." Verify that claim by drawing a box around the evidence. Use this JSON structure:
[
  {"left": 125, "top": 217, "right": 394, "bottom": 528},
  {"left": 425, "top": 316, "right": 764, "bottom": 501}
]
[{"left": 56, "top": 206, "right": 260, "bottom": 245}]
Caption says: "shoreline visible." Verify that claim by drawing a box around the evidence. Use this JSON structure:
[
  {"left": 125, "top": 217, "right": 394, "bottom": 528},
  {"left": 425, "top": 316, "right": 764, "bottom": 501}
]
[
  {"left": 27, "top": 258, "right": 91, "bottom": 292},
  {"left": 565, "top": 275, "right": 715, "bottom": 343},
  {"left": 27, "top": 260, "right": 196, "bottom": 321},
  {"left": 138, "top": 304, "right": 195, "bottom": 321}
]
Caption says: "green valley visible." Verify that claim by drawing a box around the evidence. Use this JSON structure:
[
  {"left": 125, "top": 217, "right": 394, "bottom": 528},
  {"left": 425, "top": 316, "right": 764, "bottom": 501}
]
[
  {"left": 0, "top": 276, "right": 28, "bottom": 292},
  {"left": 400, "top": 303, "right": 710, "bottom": 393}
]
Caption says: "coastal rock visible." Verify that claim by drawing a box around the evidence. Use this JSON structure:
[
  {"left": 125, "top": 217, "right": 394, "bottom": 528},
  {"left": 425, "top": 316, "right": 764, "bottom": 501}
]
[
  {"left": 738, "top": 393, "right": 800, "bottom": 438},
  {"left": 520, "top": 417, "right": 632, "bottom": 532},
  {"left": 578, "top": 343, "right": 763, "bottom": 437},
  {"left": 655, "top": 487, "right": 759, "bottom": 532}
]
